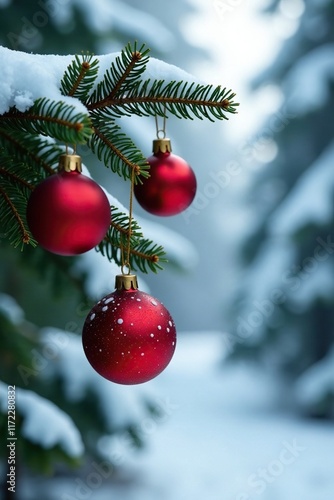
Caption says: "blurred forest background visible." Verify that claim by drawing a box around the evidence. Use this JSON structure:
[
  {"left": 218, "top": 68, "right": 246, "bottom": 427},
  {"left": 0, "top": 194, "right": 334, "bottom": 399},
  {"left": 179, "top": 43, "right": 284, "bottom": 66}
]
[{"left": 0, "top": 0, "right": 333, "bottom": 499}]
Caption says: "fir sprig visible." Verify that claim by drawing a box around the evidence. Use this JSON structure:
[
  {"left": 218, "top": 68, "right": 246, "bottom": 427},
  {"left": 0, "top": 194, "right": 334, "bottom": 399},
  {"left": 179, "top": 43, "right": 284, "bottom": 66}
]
[
  {"left": 97, "top": 206, "right": 166, "bottom": 273},
  {"left": 0, "top": 156, "right": 35, "bottom": 248},
  {"left": 60, "top": 53, "right": 100, "bottom": 102},
  {"left": 0, "top": 41, "right": 239, "bottom": 272},
  {"left": 89, "top": 119, "right": 150, "bottom": 181},
  {"left": 0, "top": 129, "right": 62, "bottom": 177},
  {"left": 0, "top": 98, "right": 92, "bottom": 144},
  {"left": 87, "top": 42, "right": 150, "bottom": 107},
  {"left": 89, "top": 79, "right": 238, "bottom": 122}
]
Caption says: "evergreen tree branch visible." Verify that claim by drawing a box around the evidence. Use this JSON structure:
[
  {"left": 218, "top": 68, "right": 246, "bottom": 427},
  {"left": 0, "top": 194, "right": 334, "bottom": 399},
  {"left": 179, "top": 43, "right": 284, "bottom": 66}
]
[
  {"left": 0, "top": 167, "right": 34, "bottom": 191},
  {"left": 90, "top": 120, "right": 150, "bottom": 181},
  {"left": 0, "top": 184, "right": 31, "bottom": 246},
  {"left": 87, "top": 42, "right": 150, "bottom": 107},
  {"left": 60, "top": 54, "right": 99, "bottom": 102},
  {"left": 87, "top": 80, "right": 238, "bottom": 122},
  {"left": 0, "top": 129, "right": 60, "bottom": 176},
  {"left": 97, "top": 206, "right": 166, "bottom": 273},
  {"left": 0, "top": 98, "right": 92, "bottom": 143}
]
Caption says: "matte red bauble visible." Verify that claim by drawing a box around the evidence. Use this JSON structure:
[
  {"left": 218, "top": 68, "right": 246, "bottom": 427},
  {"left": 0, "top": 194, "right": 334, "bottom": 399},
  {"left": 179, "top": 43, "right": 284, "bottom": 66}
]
[
  {"left": 82, "top": 274, "right": 177, "bottom": 385},
  {"left": 27, "top": 154, "right": 111, "bottom": 255},
  {"left": 134, "top": 138, "right": 196, "bottom": 216}
]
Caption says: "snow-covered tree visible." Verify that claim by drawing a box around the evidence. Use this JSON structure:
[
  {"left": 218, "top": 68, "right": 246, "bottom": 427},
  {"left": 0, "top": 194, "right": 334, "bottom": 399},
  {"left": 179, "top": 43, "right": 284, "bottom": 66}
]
[
  {"left": 0, "top": 2, "right": 238, "bottom": 498},
  {"left": 227, "top": 0, "right": 334, "bottom": 419}
]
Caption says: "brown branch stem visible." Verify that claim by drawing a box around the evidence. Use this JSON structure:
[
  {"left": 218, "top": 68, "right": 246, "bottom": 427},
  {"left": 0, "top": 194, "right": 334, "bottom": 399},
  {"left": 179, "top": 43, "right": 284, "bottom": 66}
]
[
  {"left": 93, "top": 127, "right": 141, "bottom": 174},
  {"left": 0, "top": 168, "right": 34, "bottom": 190},
  {"left": 68, "top": 61, "right": 91, "bottom": 97},
  {"left": 0, "top": 112, "right": 84, "bottom": 132},
  {"left": 88, "top": 95, "right": 232, "bottom": 112},
  {"left": 0, "top": 185, "right": 30, "bottom": 244}
]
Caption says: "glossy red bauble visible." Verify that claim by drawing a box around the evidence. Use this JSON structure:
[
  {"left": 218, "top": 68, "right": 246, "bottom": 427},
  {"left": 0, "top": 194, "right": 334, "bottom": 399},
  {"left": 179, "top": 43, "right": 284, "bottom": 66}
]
[
  {"left": 134, "top": 140, "right": 196, "bottom": 216},
  {"left": 27, "top": 165, "right": 111, "bottom": 256},
  {"left": 82, "top": 277, "right": 177, "bottom": 385}
]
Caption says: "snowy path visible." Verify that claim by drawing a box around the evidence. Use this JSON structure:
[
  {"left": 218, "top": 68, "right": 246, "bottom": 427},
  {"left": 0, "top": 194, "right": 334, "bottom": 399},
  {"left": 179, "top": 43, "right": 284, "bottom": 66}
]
[
  {"left": 33, "top": 332, "right": 334, "bottom": 500},
  {"left": 109, "top": 332, "right": 334, "bottom": 500}
]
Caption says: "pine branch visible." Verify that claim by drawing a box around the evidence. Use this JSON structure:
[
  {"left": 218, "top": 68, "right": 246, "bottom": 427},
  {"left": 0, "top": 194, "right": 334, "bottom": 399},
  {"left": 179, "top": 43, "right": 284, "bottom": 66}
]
[
  {"left": 0, "top": 98, "right": 92, "bottom": 143},
  {"left": 60, "top": 54, "right": 99, "bottom": 102},
  {"left": 0, "top": 183, "right": 32, "bottom": 247},
  {"left": 97, "top": 206, "right": 166, "bottom": 273},
  {"left": 0, "top": 129, "right": 61, "bottom": 176},
  {"left": 89, "top": 118, "right": 150, "bottom": 181},
  {"left": 0, "top": 167, "right": 34, "bottom": 191},
  {"left": 87, "top": 79, "right": 238, "bottom": 122},
  {"left": 87, "top": 42, "right": 150, "bottom": 108},
  {"left": 0, "top": 42, "right": 239, "bottom": 273}
]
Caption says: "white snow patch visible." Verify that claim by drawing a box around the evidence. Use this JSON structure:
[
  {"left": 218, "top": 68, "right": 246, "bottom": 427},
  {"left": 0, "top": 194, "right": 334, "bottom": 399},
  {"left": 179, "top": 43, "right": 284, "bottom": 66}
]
[
  {"left": 270, "top": 141, "right": 334, "bottom": 235},
  {"left": 295, "top": 347, "right": 334, "bottom": 409},
  {"left": 289, "top": 260, "right": 334, "bottom": 309},
  {"left": 0, "top": 382, "right": 83, "bottom": 457},
  {"left": 0, "top": 45, "right": 202, "bottom": 117},
  {"left": 0, "top": 293, "right": 24, "bottom": 324},
  {"left": 285, "top": 44, "right": 334, "bottom": 115}
]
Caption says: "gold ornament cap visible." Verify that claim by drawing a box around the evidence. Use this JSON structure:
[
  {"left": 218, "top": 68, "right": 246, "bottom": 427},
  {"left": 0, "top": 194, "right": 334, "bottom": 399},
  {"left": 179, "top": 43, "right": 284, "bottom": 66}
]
[
  {"left": 152, "top": 138, "right": 172, "bottom": 154},
  {"left": 58, "top": 154, "right": 82, "bottom": 173},
  {"left": 115, "top": 274, "right": 138, "bottom": 291}
]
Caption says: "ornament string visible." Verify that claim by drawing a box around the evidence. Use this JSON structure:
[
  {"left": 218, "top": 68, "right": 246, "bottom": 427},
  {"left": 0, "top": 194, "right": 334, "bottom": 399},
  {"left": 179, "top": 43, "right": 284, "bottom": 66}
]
[{"left": 121, "top": 165, "right": 135, "bottom": 276}]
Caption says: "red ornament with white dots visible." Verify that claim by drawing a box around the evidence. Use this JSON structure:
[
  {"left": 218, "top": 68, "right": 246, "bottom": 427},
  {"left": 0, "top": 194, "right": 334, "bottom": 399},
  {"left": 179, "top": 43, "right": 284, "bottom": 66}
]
[{"left": 82, "top": 274, "right": 177, "bottom": 385}]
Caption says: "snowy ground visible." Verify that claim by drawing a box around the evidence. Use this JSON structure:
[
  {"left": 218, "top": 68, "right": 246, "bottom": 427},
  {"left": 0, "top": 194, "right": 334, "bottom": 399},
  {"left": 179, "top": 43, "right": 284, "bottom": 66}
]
[{"left": 28, "top": 331, "right": 334, "bottom": 500}]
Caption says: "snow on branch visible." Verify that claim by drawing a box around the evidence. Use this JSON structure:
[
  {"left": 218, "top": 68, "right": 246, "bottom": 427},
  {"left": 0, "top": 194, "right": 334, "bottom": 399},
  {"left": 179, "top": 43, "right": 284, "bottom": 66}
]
[
  {"left": 0, "top": 45, "right": 203, "bottom": 116},
  {"left": 0, "top": 381, "right": 84, "bottom": 457}
]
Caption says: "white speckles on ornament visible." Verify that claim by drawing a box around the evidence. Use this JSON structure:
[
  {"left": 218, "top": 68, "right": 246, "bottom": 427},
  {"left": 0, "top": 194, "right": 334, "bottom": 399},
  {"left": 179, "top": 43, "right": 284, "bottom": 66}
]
[
  {"left": 172, "top": 341, "right": 175, "bottom": 346},
  {"left": 99, "top": 348, "right": 102, "bottom": 352},
  {"left": 90, "top": 313, "right": 96, "bottom": 321},
  {"left": 102, "top": 306, "right": 108, "bottom": 312},
  {"left": 169, "top": 320, "right": 173, "bottom": 327},
  {"left": 157, "top": 325, "right": 162, "bottom": 330},
  {"left": 105, "top": 297, "right": 114, "bottom": 304},
  {"left": 151, "top": 300, "right": 158, "bottom": 306},
  {"left": 150, "top": 333, "right": 154, "bottom": 338},
  {"left": 167, "top": 328, "right": 170, "bottom": 333},
  {"left": 130, "top": 323, "right": 134, "bottom": 326},
  {"left": 117, "top": 318, "right": 124, "bottom": 324},
  {"left": 136, "top": 298, "right": 141, "bottom": 302},
  {"left": 141, "top": 352, "right": 145, "bottom": 356}
]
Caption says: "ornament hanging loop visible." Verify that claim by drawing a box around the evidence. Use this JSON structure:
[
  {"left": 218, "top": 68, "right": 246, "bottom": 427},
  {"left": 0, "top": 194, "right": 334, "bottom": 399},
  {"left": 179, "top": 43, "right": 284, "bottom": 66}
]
[
  {"left": 59, "top": 144, "right": 82, "bottom": 173},
  {"left": 153, "top": 107, "right": 172, "bottom": 154},
  {"left": 121, "top": 263, "right": 131, "bottom": 276},
  {"left": 155, "top": 112, "right": 167, "bottom": 140}
]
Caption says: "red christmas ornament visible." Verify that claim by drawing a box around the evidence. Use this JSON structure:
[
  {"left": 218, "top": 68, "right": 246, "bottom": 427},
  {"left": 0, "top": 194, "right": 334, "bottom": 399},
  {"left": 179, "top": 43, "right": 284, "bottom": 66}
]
[
  {"left": 82, "top": 274, "right": 177, "bottom": 385},
  {"left": 134, "top": 138, "right": 196, "bottom": 216},
  {"left": 27, "top": 154, "right": 111, "bottom": 255}
]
